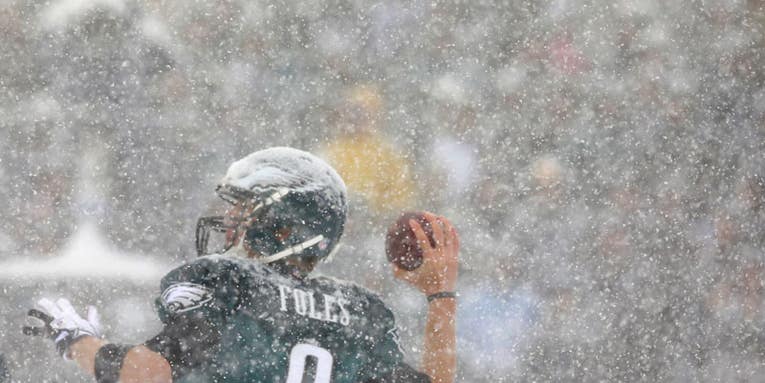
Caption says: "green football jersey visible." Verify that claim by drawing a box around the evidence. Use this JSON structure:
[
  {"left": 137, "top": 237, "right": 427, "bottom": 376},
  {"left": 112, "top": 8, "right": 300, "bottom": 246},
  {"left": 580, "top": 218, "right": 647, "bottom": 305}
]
[{"left": 147, "top": 254, "right": 424, "bottom": 383}]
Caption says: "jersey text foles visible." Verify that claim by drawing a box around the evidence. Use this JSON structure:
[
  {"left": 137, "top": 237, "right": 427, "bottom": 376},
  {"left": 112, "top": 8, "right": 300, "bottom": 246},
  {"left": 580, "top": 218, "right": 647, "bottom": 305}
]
[{"left": 278, "top": 284, "right": 351, "bottom": 325}]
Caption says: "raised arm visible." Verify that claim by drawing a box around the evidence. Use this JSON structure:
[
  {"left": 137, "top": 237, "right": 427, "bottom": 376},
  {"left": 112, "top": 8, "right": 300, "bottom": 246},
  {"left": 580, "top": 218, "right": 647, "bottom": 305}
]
[{"left": 393, "top": 212, "right": 459, "bottom": 383}]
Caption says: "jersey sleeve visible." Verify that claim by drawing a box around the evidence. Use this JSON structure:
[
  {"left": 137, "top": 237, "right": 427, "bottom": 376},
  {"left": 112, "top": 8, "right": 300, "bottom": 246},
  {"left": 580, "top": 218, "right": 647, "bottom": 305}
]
[
  {"left": 357, "top": 298, "right": 431, "bottom": 383},
  {"left": 143, "top": 256, "right": 241, "bottom": 381}
]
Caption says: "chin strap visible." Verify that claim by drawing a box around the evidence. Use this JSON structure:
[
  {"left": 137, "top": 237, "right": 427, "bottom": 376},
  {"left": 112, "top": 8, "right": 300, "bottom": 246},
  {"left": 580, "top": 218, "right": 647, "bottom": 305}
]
[{"left": 258, "top": 235, "right": 325, "bottom": 264}]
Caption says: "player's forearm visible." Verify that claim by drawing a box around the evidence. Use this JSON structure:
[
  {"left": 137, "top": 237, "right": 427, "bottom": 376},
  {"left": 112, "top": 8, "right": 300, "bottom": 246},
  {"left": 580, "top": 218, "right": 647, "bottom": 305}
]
[
  {"left": 422, "top": 297, "right": 456, "bottom": 383},
  {"left": 119, "top": 345, "right": 173, "bottom": 383},
  {"left": 68, "top": 338, "right": 172, "bottom": 383},
  {"left": 68, "top": 336, "right": 107, "bottom": 375}
]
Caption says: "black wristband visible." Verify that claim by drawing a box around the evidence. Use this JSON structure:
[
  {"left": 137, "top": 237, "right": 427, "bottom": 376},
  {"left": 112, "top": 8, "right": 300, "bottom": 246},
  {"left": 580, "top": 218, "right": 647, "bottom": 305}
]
[
  {"left": 427, "top": 291, "right": 456, "bottom": 302},
  {"left": 94, "top": 344, "right": 134, "bottom": 383}
]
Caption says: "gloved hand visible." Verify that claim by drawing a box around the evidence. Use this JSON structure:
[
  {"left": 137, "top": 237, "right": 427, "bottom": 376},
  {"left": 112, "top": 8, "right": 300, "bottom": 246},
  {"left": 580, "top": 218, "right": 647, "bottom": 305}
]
[{"left": 22, "top": 298, "right": 101, "bottom": 358}]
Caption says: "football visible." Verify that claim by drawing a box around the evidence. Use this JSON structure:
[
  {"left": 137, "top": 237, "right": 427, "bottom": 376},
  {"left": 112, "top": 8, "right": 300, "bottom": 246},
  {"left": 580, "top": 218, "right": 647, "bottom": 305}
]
[{"left": 385, "top": 211, "right": 437, "bottom": 271}]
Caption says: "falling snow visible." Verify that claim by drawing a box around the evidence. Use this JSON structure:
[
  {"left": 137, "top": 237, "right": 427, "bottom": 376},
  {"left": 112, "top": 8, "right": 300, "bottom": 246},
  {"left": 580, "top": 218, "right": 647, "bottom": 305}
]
[{"left": 1, "top": 0, "right": 765, "bottom": 382}]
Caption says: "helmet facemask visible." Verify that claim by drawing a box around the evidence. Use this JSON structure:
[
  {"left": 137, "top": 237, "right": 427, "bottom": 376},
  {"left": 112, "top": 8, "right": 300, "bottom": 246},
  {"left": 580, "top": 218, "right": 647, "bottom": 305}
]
[
  {"left": 195, "top": 185, "right": 288, "bottom": 257},
  {"left": 195, "top": 147, "right": 348, "bottom": 267},
  {"left": 195, "top": 185, "right": 333, "bottom": 266}
]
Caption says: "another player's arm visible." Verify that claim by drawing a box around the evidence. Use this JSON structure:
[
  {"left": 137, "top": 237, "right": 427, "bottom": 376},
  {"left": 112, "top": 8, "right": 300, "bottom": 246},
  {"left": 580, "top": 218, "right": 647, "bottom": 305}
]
[
  {"left": 68, "top": 337, "right": 172, "bottom": 383},
  {"left": 393, "top": 212, "right": 459, "bottom": 383}
]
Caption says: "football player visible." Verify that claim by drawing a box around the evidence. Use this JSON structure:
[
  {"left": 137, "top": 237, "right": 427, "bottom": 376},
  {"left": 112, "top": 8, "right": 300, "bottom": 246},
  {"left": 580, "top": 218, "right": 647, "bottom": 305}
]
[{"left": 23, "top": 147, "right": 459, "bottom": 383}]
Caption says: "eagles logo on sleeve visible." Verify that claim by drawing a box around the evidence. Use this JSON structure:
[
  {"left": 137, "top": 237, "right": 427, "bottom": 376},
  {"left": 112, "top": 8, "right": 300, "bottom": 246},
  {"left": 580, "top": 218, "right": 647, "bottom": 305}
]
[{"left": 161, "top": 283, "right": 213, "bottom": 313}]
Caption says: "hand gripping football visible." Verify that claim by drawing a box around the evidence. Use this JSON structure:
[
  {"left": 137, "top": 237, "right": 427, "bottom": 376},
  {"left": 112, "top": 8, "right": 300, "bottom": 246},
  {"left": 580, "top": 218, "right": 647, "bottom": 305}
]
[{"left": 385, "top": 211, "right": 437, "bottom": 271}]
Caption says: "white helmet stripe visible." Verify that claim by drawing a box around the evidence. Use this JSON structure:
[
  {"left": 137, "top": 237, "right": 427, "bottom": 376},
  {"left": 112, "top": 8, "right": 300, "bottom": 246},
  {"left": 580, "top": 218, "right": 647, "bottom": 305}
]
[
  {"left": 258, "top": 235, "right": 325, "bottom": 264},
  {"left": 263, "top": 187, "right": 290, "bottom": 205},
  {"left": 245, "top": 187, "right": 290, "bottom": 219}
]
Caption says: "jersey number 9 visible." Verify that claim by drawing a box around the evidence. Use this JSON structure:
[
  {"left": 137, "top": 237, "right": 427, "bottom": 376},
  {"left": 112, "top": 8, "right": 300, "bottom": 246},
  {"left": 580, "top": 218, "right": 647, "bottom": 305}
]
[{"left": 286, "top": 343, "right": 333, "bottom": 383}]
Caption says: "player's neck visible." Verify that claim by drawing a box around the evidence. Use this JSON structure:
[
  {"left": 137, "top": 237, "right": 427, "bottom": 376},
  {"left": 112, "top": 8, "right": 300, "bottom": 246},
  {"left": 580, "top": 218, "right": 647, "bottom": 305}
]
[{"left": 269, "top": 261, "right": 309, "bottom": 280}]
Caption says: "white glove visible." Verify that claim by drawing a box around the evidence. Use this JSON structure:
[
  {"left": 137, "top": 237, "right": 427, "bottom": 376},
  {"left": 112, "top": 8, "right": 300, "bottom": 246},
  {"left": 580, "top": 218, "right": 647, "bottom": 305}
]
[{"left": 23, "top": 298, "right": 101, "bottom": 358}]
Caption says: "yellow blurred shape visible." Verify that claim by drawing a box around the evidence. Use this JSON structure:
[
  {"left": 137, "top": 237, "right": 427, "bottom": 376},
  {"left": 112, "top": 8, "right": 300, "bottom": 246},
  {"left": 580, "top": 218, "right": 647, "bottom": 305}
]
[{"left": 322, "top": 132, "right": 416, "bottom": 213}]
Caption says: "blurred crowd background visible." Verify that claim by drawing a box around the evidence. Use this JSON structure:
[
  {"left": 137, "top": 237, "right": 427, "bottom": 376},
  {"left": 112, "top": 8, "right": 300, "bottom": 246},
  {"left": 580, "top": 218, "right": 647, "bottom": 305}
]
[{"left": 2, "top": 0, "right": 765, "bottom": 381}]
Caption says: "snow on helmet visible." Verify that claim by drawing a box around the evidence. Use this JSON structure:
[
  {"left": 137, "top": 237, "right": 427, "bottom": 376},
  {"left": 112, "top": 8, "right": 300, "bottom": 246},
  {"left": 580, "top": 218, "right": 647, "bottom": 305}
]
[{"left": 195, "top": 147, "right": 347, "bottom": 264}]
